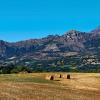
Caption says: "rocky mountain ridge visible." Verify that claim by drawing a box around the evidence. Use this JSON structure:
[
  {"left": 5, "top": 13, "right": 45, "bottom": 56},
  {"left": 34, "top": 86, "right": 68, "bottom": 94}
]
[{"left": 0, "top": 27, "right": 100, "bottom": 61}]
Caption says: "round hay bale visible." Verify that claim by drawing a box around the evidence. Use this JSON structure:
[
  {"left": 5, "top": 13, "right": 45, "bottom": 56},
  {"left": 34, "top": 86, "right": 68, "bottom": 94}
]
[
  {"left": 67, "top": 74, "right": 70, "bottom": 79},
  {"left": 59, "top": 74, "right": 62, "bottom": 78},
  {"left": 50, "top": 75, "right": 54, "bottom": 80},
  {"left": 45, "top": 76, "right": 51, "bottom": 80}
]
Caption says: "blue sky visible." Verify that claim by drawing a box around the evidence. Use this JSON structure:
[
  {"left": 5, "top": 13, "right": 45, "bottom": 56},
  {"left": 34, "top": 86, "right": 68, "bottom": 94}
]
[{"left": 0, "top": 0, "right": 100, "bottom": 42}]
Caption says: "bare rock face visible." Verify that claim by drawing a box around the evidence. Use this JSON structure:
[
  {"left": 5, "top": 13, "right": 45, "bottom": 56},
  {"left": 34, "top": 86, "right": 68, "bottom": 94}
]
[{"left": 44, "top": 44, "right": 60, "bottom": 52}]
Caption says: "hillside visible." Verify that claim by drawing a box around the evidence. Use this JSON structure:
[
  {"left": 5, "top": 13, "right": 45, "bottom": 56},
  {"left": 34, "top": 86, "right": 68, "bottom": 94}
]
[{"left": 0, "top": 27, "right": 100, "bottom": 72}]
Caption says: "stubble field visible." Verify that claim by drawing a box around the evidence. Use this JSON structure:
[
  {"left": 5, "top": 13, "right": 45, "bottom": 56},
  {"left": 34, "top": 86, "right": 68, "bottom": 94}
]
[{"left": 0, "top": 73, "right": 100, "bottom": 100}]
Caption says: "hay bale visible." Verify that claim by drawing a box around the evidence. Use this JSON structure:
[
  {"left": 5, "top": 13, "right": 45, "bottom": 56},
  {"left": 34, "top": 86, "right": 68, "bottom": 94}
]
[
  {"left": 50, "top": 75, "right": 54, "bottom": 80},
  {"left": 59, "top": 74, "right": 62, "bottom": 78},
  {"left": 45, "top": 76, "right": 50, "bottom": 80},
  {"left": 67, "top": 74, "right": 70, "bottom": 79}
]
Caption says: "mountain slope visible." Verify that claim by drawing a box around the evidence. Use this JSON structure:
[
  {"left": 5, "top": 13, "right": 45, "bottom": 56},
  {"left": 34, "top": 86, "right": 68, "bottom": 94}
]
[{"left": 0, "top": 27, "right": 99, "bottom": 60}]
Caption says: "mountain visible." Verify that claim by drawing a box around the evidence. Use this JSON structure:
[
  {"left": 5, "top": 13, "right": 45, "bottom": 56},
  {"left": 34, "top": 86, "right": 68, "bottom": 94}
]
[
  {"left": 0, "top": 28, "right": 100, "bottom": 60},
  {"left": 0, "top": 27, "right": 100, "bottom": 73}
]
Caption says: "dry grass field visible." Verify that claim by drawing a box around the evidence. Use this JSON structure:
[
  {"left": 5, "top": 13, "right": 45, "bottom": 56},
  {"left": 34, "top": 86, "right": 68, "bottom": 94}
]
[{"left": 0, "top": 73, "right": 100, "bottom": 100}]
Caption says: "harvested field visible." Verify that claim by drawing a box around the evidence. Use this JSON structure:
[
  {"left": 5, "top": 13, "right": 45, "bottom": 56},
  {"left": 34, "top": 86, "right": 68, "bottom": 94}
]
[{"left": 0, "top": 73, "right": 100, "bottom": 100}]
